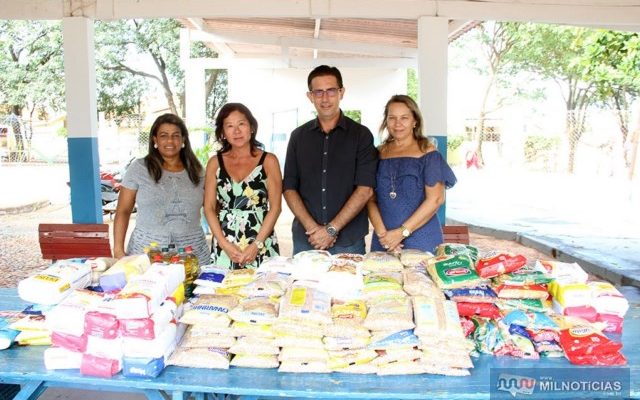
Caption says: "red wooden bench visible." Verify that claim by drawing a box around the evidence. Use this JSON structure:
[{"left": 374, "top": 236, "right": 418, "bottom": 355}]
[
  {"left": 38, "top": 223, "right": 112, "bottom": 261},
  {"left": 443, "top": 225, "right": 470, "bottom": 244}
]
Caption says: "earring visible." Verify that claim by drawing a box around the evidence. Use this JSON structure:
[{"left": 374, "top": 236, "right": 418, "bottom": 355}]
[
  {"left": 154, "top": 143, "right": 158, "bottom": 149},
  {"left": 181, "top": 143, "right": 185, "bottom": 148}
]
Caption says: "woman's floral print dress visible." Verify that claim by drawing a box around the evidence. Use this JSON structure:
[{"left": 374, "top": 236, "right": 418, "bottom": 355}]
[{"left": 211, "top": 151, "right": 279, "bottom": 269}]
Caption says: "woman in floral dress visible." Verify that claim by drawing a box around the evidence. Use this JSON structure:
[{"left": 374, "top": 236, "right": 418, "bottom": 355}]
[{"left": 204, "top": 103, "right": 282, "bottom": 269}]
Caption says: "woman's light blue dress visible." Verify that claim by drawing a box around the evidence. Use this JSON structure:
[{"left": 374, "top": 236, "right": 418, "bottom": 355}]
[{"left": 371, "top": 151, "right": 457, "bottom": 253}]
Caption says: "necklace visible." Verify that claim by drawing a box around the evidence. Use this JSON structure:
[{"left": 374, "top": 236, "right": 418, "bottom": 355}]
[{"left": 389, "top": 170, "right": 397, "bottom": 199}]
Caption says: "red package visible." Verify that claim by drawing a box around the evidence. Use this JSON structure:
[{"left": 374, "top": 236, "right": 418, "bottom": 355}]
[
  {"left": 562, "top": 305, "right": 598, "bottom": 322},
  {"left": 460, "top": 316, "right": 476, "bottom": 337},
  {"left": 457, "top": 302, "right": 502, "bottom": 320},
  {"left": 559, "top": 325, "right": 624, "bottom": 364},
  {"left": 84, "top": 311, "right": 119, "bottom": 339},
  {"left": 51, "top": 331, "right": 88, "bottom": 353},
  {"left": 568, "top": 352, "right": 627, "bottom": 366},
  {"left": 476, "top": 253, "right": 527, "bottom": 279},
  {"left": 526, "top": 328, "right": 560, "bottom": 343},
  {"left": 494, "top": 284, "right": 549, "bottom": 300},
  {"left": 119, "top": 317, "right": 155, "bottom": 339},
  {"left": 80, "top": 353, "right": 121, "bottom": 377},
  {"left": 597, "top": 313, "right": 624, "bottom": 334}
]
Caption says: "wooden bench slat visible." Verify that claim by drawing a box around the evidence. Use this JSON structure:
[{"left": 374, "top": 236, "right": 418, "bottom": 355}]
[
  {"left": 442, "top": 225, "right": 470, "bottom": 245},
  {"left": 39, "top": 223, "right": 112, "bottom": 261}
]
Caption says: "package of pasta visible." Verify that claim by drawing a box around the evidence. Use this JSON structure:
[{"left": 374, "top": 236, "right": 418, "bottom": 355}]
[
  {"left": 228, "top": 296, "right": 279, "bottom": 325},
  {"left": 179, "top": 294, "right": 238, "bottom": 326},
  {"left": 503, "top": 309, "right": 559, "bottom": 331},
  {"left": 435, "top": 243, "right": 479, "bottom": 263},
  {"left": 475, "top": 252, "right": 527, "bottom": 279},
  {"left": 399, "top": 249, "right": 434, "bottom": 268},
  {"left": 493, "top": 283, "right": 549, "bottom": 300},
  {"left": 279, "top": 284, "right": 331, "bottom": 325},
  {"left": 362, "top": 251, "right": 403, "bottom": 273},
  {"left": 443, "top": 285, "right": 497, "bottom": 303},
  {"left": 427, "top": 254, "right": 484, "bottom": 289},
  {"left": 472, "top": 318, "right": 510, "bottom": 356},
  {"left": 496, "top": 298, "right": 550, "bottom": 313},
  {"left": 492, "top": 263, "right": 553, "bottom": 286},
  {"left": 456, "top": 302, "right": 502, "bottom": 320},
  {"left": 535, "top": 260, "right": 588, "bottom": 284},
  {"left": 559, "top": 325, "right": 626, "bottom": 366}
]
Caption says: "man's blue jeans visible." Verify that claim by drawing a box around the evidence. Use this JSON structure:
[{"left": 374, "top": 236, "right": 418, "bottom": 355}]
[{"left": 292, "top": 232, "right": 366, "bottom": 255}]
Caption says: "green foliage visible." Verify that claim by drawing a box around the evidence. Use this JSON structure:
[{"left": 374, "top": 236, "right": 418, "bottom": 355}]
[
  {"left": 194, "top": 142, "right": 212, "bottom": 167},
  {"left": 523, "top": 135, "right": 560, "bottom": 162},
  {"left": 447, "top": 135, "right": 465, "bottom": 152},
  {"left": 0, "top": 20, "right": 65, "bottom": 114},
  {"left": 343, "top": 110, "right": 362, "bottom": 123},
  {"left": 407, "top": 69, "right": 418, "bottom": 102},
  {"left": 56, "top": 126, "right": 67, "bottom": 138}
]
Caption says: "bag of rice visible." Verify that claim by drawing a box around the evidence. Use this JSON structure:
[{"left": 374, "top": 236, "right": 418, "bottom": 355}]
[
  {"left": 179, "top": 325, "right": 236, "bottom": 348},
  {"left": 279, "top": 284, "right": 331, "bottom": 325},
  {"left": 278, "top": 346, "right": 329, "bottom": 363},
  {"left": 167, "top": 347, "right": 230, "bottom": 369},
  {"left": 403, "top": 268, "right": 443, "bottom": 298},
  {"left": 278, "top": 360, "right": 330, "bottom": 373},
  {"left": 362, "top": 252, "right": 403, "bottom": 273},
  {"left": 364, "top": 297, "right": 414, "bottom": 332},
  {"left": 376, "top": 360, "right": 424, "bottom": 376},
  {"left": 228, "top": 296, "right": 279, "bottom": 325},
  {"left": 230, "top": 354, "right": 279, "bottom": 368},
  {"left": 220, "top": 268, "right": 256, "bottom": 289},
  {"left": 228, "top": 336, "right": 279, "bottom": 355},
  {"left": 399, "top": 249, "right": 435, "bottom": 268},
  {"left": 179, "top": 294, "right": 238, "bottom": 326},
  {"left": 323, "top": 335, "right": 370, "bottom": 351},
  {"left": 237, "top": 271, "right": 289, "bottom": 298},
  {"left": 230, "top": 321, "right": 274, "bottom": 338}
]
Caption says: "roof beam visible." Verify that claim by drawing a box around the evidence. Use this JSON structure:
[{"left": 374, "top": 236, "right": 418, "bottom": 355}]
[
  {"left": 188, "top": 56, "right": 416, "bottom": 69},
  {"left": 187, "top": 17, "right": 235, "bottom": 57},
  {"left": 2, "top": 0, "right": 640, "bottom": 30},
  {"left": 189, "top": 29, "right": 418, "bottom": 58}
]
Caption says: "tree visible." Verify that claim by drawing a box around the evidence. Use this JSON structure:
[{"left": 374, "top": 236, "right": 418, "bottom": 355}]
[
  {"left": 95, "top": 19, "right": 184, "bottom": 116},
  {"left": 583, "top": 31, "right": 640, "bottom": 170},
  {"left": 0, "top": 20, "right": 64, "bottom": 160},
  {"left": 507, "top": 24, "right": 596, "bottom": 174}
]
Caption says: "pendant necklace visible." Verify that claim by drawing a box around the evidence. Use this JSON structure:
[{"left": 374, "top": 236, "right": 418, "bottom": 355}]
[{"left": 389, "top": 170, "right": 397, "bottom": 199}]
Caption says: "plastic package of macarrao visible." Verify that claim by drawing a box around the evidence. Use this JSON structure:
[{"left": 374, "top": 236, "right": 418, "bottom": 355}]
[{"left": 559, "top": 325, "right": 627, "bottom": 366}]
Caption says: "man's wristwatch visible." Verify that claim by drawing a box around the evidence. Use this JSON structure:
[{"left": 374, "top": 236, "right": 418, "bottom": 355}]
[
  {"left": 400, "top": 224, "right": 411, "bottom": 238},
  {"left": 326, "top": 224, "right": 339, "bottom": 238},
  {"left": 254, "top": 239, "right": 265, "bottom": 250}
]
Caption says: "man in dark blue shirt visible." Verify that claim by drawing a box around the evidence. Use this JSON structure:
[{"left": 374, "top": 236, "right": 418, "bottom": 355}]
[{"left": 283, "top": 65, "right": 378, "bottom": 255}]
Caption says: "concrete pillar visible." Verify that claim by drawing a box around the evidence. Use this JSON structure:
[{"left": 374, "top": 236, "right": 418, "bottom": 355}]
[
  {"left": 63, "top": 17, "right": 102, "bottom": 223},
  {"left": 418, "top": 16, "right": 449, "bottom": 224}
]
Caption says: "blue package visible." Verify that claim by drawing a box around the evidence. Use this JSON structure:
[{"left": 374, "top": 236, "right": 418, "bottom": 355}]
[
  {"left": 99, "top": 272, "right": 127, "bottom": 292},
  {"left": 367, "top": 330, "right": 420, "bottom": 349},
  {"left": 122, "top": 356, "right": 165, "bottom": 378}
]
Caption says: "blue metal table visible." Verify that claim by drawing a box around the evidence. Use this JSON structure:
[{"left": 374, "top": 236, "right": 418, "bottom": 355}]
[{"left": 0, "top": 287, "right": 638, "bottom": 400}]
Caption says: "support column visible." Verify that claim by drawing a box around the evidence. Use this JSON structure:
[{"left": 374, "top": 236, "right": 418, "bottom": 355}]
[
  {"left": 418, "top": 16, "right": 449, "bottom": 225},
  {"left": 182, "top": 29, "right": 207, "bottom": 128},
  {"left": 63, "top": 17, "right": 102, "bottom": 223}
]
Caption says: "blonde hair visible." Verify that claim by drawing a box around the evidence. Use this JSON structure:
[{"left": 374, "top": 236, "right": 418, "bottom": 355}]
[{"left": 378, "top": 94, "right": 433, "bottom": 153}]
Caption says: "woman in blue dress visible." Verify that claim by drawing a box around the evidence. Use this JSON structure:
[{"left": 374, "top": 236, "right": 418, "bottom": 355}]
[{"left": 367, "top": 95, "right": 457, "bottom": 254}]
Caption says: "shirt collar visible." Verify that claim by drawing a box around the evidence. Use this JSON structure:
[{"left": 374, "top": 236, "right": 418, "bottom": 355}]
[{"left": 311, "top": 110, "right": 347, "bottom": 133}]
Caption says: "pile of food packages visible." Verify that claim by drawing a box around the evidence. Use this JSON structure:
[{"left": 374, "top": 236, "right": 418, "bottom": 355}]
[{"left": 0, "top": 243, "right": 630, "bottom": 379}]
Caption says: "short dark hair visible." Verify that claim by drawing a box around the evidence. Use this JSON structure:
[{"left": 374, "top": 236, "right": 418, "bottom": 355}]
[
  {"left": 215, "top": 103, "right": 262, "bottom": 156},
  {"left": 307, "top": 65, "right": 343, "bottom": 91}
]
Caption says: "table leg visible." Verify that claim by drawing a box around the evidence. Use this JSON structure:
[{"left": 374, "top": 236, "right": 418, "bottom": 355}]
[{"left": 13, "top": 381, "right": 46, "bottom": 400}]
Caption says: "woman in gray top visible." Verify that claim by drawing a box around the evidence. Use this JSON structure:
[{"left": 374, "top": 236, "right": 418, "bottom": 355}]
[{"left": 114, "top": 114, "right": 211, "bottom": 264}]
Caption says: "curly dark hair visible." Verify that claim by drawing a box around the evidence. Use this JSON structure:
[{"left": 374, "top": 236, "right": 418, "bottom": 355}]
[
  {"left": 145, "top": 113, "right": 203, "bottom": 185},
  {"left": 214, "top": 103, "right": 263, "bottom": 156}
]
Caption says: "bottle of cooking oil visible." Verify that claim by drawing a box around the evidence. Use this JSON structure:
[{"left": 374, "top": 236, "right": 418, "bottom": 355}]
[
  {"left": 183, "top": 245, "right": 200, "bottom": 297},
  {"left": 148, "top": 242, "right": 161, "bottom": 262}
]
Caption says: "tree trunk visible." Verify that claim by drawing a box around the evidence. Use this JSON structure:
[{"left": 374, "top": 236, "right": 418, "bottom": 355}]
[
  {"left": 9, "top": 105, "right": 26, "bottom": 162},
  {"left": 565, "top": 110, "right": 586, "bottom": 174}
]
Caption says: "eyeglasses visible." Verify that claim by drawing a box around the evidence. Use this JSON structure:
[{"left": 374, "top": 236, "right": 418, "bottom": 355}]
[{"left": 309, "top": 87, "right": 341, "bottom": 98}]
